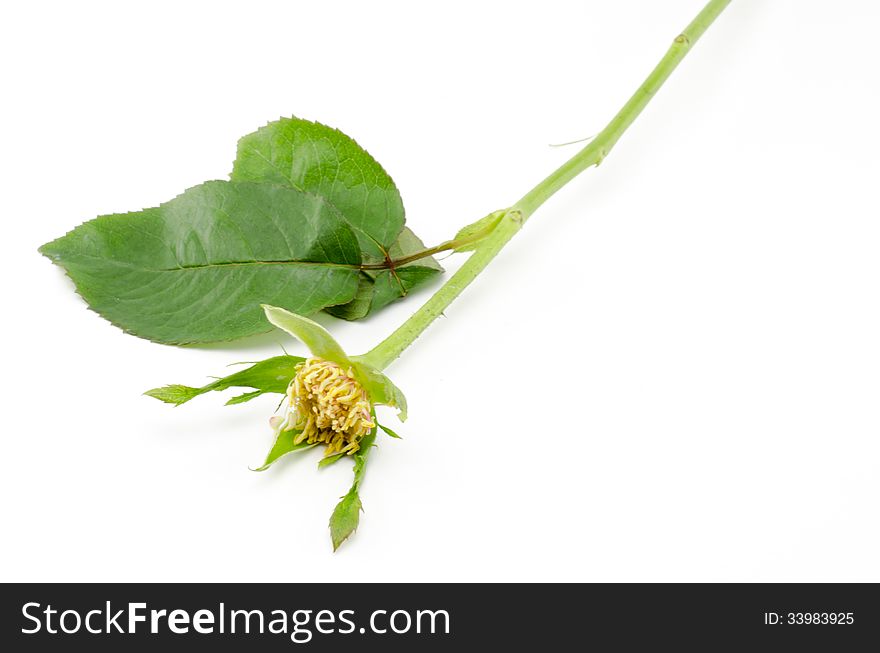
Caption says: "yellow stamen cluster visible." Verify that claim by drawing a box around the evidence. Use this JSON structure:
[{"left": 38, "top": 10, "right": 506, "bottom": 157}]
[{"left": 280, "top": 357, "right": 375, "bottom": 455}]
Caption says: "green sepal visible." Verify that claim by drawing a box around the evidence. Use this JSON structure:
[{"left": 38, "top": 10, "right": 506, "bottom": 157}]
[
  {"left": 328, "top": 425, "right": 377, "bottom": 551},
  {"left": 329, "top": 490, "right": 363, "bottom": 552},
  {"left": 318, "top": 453, "right": 345, "bottom": 469},
  {"left": 378, "top": 423, "right": 402, "bottom": 439},
  {"left": 252, "top": 428, "right": 315, "bottom": 472},
  {"left": 257, "top": 306, "right": 408, "bottom": 421},
  {"left": 225, "top": 390, "right": 264, "bottom": 405},
  {"left": 262, "top": 305, "right": 350, "bottom": 366},
  {"left": 350, "top": 359, "right": 408, "bottom": 421},
  {"left": 145, "top": 355, "right": 303, "bottom": 406},
  {"left": 144, "top": 384, "right": 203, "bottom": 406}
]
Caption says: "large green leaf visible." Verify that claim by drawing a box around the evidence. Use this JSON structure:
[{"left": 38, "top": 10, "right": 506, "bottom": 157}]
[
  {"left": 231, "top": 117, "right": 442, "bottom": 319},
  {"left": 40, "top": 181, "right": 365, "bottom": 344},
  {"left": 232, "top": 117, "right": 405, "bottom": 256},
  {"left": 145, "top": 354, "right": 303, "bottom": 406}
]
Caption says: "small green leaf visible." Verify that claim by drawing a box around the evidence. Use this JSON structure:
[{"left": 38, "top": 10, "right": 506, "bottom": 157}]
[
  {"left": 329, "top": 490, "right": 363, "bottom": 552},
  {"left": 253, "top": 429, "right": 315, "bottom": 472},
  {"left": 323, "top": 275, "right": 375, "bottom": 321},
  {"left": 145, "top": 355, "right": 302, "bottom": 406},
  {"left": 40, "top": 182, "right": 363, "bottom": 344},
  {"left": 328, "top": 267, "right": 440, "bottom": 322},
  {"left": 362, "top": 228, "right": 443, "bottom": 313},
  {"left": 262, "top": 305, "right": 349, "bottom": 365},
  {"left": 318, "top": 453, "right": 345, "bottom": 469},
  {"left": 326, "top": 228, "right": 443, "bottom": 321},
  {"left": 378, "top": 423, "right": 402, "bottom": 439},
  {"left": 328, "top": 426, "right": 377, "bottom": 550}
]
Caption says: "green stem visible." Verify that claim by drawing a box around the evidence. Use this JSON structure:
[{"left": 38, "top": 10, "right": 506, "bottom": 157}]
[
  {"left": 360, "top": 0, "right": 731, "bottom": 371},
  {"left": 515, "top": 0, "right": 731, "bottom": 217}
]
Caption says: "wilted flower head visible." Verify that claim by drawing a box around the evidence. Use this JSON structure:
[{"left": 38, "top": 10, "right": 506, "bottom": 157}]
[
  {"left": 148, "top": 305, "right": 409, "bottom": 550},
  {"left": 275, "top": 357, "right": 376, "bottom": 455},
  {"left": 262, "top": 304, "right": 407, "bottom": 455}
]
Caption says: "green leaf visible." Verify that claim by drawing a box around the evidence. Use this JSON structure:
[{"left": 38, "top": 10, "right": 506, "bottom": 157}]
[
  {"left": 323, "top": 274, "right": 375, "bottom": 321},
  {"left": 40, "top": 181, "right": 365, "bottom": 344},
  {"left": 329, "top": 490, "right": 363, "bottom": 552},
  {"left": 326, "top": 228, "right": 442, "bottom": 321},
  {"left": 262, "top": 305, "right": 349, "bottom": 365},
  {"left": 231, "top": 117, "right": 442, "bottom": 319},
  {"left": 232, "top": 117, "right": 404, "bottom": 257},
  {"left": 328, "top": 427, "right": 377, "bottom": 550},
  {"left": 145, "top": 355, "right": 302, "bottom": 406},
  {"left": 378, "top": 423, "right": 402, "bottom": 439},
  {"left": 253, "top": 428, "right": 315, "bottom": 472}
]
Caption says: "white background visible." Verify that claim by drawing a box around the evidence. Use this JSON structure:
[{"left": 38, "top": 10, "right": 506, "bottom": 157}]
[{"left": 2, "top": 0, "right": 879, "bottom": 582}]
